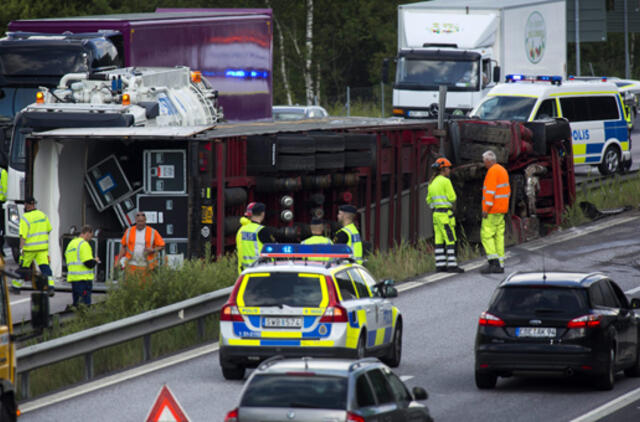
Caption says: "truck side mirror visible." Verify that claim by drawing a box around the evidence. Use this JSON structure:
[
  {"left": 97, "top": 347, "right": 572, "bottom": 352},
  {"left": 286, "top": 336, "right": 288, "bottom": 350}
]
[
  {"left": 31, "top": 291, "right": 50, "bottom": 330},
  {"left": 493, "top": 66, "right": 501, "bottom": 83},
  {"left": 382, "top": 58, "right": 390, "bottom": 85}
]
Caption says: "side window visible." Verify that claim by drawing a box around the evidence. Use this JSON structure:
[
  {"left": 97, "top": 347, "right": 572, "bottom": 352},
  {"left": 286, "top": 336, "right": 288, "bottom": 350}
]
[
  {"left": 335, "top": 271, "right": 357, "bottom": 301},
  {"left": 588, "top": 96, "right": 619, "bottom": 120},
  {"left": 608, "top": 280, "right": 630, "bottom": 308},
  {"left": 366, "top": 369, "right": 395, "bottom": 404},
  {"left": 534, "top": 99, "right": 558, "bottom": 120},
  {"left": 598, "top": 281, "right": 621, "bottom": 308},
  {"left": 355, "top": 374, "right": 376, "bottom": 408},
  {"left": 384, "top": 368, "right": 412, "bottom": 402},
  {"left": 589, "top": 284, "right": 605, "bottom": 307},
  {"left": 482, "top": 59, "right": 491, "bottom": 88},
  {"left": 560, "top": 97, "right": 591, "bottom": 122},
  {"left": 359, "top": 269, "right": 381, "bottom": 297},
  {"left": 559, "top": 97, "right": 577, "bottom": 122},
  {"left": 348, "top": 269, "right": 371, "bottom": 299}
]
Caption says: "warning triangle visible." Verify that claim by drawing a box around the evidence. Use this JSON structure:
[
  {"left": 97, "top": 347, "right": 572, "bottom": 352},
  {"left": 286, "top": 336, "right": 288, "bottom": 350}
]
[{"left": 145, "top": 384, "right": 190, "bottom": 422}]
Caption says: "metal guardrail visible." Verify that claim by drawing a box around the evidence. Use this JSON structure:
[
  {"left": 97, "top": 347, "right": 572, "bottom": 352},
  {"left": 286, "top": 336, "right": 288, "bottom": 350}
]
[{"left": 16, "top": 285, "right": 233, "bottom": 400}]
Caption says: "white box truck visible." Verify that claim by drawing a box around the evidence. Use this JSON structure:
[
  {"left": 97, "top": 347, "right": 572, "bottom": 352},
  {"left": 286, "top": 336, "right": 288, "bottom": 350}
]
[{"left": 392, "top": 0, "right": 566, "bottom": 118}]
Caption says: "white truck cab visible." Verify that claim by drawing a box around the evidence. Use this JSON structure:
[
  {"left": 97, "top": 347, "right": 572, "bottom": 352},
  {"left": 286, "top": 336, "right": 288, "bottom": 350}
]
[{"left": 471, "top": 75, "right": 632, "bottom": 175}]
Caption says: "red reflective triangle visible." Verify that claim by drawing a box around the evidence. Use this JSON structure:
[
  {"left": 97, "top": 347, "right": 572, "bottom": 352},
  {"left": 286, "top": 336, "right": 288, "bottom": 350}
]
[{"left": 145, "top": 384, "right": 190, "bottom": 422}]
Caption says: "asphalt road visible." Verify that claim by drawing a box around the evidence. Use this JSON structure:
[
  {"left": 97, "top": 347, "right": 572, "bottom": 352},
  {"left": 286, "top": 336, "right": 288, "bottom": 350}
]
[{"left": 17, "top": 212, "right": 640, "bottom": 422}]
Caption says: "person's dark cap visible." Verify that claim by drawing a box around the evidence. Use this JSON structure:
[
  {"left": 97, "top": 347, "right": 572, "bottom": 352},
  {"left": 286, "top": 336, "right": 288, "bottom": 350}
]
[
  {"left": 310, "top": 217, "right": 324, "bottom": 225},
  {"left": 245, "top": 202, "right": 266, "bottom": 217},
  {"left": 25, "top": 197, "right": 37, "bottom": 205},
  {"left": 339, "top": 204, "right": 357, "bottom": 214}
]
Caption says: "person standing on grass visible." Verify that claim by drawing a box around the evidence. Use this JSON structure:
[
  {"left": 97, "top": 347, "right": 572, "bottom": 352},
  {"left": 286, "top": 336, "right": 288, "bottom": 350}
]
[
  {"left": 480, "top": 150, "right": 510, "bottom": 274},
  {"left": 65, "top": 225, "right": 100, "bottom": 307},
  {"left": 426, "top": 157, "right": 464, "bottom": 273},
  {"left": 115, "top": 212, "right": 165, "bottom": 279}
]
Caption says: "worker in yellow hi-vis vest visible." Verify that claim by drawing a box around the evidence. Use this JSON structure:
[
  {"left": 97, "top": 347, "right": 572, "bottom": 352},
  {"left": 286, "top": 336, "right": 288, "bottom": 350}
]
[
  {"left": 65, "top": 225, "right": 101, "bottom": 307},
  {"left": 236, "top": 202, "right": 276, "bottom": 274},
  {"left": 333, "top": 204, "right": 363, "bottom": 264},
  {"left": 302, "top": 218, "right": 333, "bottom": 261}
]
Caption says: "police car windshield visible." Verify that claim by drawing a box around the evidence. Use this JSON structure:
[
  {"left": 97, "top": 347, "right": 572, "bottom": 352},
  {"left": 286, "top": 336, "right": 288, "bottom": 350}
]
[
  {"left": 241, "top": 374, "right": 348, "bottom": 409},
  {"left": 241, "top": 273, "right": 324, "bottom": 307},
  {"left": 474, "top": 96, "right": 537, "bottom": 121}
]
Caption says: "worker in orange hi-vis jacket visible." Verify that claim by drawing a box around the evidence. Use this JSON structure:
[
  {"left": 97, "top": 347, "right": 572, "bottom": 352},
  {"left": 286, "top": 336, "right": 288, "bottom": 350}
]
[{"left": 480, "top": 150, "right": 510, "bottom": 274}]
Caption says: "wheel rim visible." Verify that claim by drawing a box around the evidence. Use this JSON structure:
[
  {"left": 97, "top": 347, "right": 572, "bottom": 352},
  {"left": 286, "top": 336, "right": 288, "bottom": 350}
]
[{"left": 604, "top": 149, "right": 619, "bottom": 173}]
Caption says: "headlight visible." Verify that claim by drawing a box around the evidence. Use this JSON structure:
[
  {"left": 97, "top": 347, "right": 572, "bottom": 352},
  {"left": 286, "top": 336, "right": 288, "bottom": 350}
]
[{"left": 8, "top": 204, "right": 19, "bottom": 224}]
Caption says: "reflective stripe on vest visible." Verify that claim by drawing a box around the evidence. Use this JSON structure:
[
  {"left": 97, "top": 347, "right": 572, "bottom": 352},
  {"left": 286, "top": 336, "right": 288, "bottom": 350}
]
[
  {"left": 123, "top": 226, "right": 160, "bottom": 267},
  {"left": 65, "top": 238, "right": 94, "bottom": 281},
  {"left": 340, "top": 224, "right": 363, "bottom": 264}
]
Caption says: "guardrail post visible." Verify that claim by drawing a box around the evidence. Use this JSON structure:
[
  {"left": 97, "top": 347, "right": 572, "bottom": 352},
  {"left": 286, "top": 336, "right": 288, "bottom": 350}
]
[
  {"left": 85, "top": 352, "right": 94, "bottom": 381},
  {"left": 197, "top": 317, "right": 205, "bottom": 340},
  {"left": 21, "top": 372, "right": 30, "bottom": 400},
  {"left": 143, "top": 334, "right": 152, "bottom": 362}
]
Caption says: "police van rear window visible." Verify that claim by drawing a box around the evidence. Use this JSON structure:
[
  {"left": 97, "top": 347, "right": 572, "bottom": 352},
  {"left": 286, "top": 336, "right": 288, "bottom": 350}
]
[{"left": 240, "top": 273, "right": 324, "bottom": 307}]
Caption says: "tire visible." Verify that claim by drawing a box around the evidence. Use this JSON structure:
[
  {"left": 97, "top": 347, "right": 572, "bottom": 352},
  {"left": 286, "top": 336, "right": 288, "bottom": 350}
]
[
  {"left": 624, "top": 345, "right": 640, "bottom": 377},
  {"left": 598, "top": 146, "right": 621, "bottom": 176},
  {"left": 594, "top": 346, "right": 615, "bottom": 390},
  {"left": 344, "top": 133, "right": 376, "bottom": 150},
  {"left": 221, "top": 364, "right": 246, "bottom": 380},
  {"left": 277, "top": 133, "right": 315, "bottom": 154},
  {"left": 311, "top": 131, "right": 345, "bottom": 152},
  {"left": 276, "top": 154, "right": 315, "bottom": 171},
  {"left": 345, "top": 149, "right": 375, "bottom": 168},
  {"left": 475, "top": 369, "right": 497, "bottom": 389},
  {"left": 381, "top": 321, "right": 403, "bottom": 368},
  {"left": 356, "top": 331, "right": 367, "bottom": 359},
  {"left": 316, "top": 152, "right": 345, "bottom": 170}
]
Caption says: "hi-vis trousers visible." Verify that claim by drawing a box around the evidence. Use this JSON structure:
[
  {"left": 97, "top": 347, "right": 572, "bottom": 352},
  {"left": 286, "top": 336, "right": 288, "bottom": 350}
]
[
  {"left": 481, "top": 213, "right": 505, "bottom": 268},
  {"left": 433, "top": 209, "right": 458, "bottom": 270}
]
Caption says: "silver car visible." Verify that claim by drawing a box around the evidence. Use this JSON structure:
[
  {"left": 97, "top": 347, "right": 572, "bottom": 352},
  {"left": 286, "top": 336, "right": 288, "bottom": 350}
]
[
  {"left": 224, "top": 357, "right": 433, "bottom": 422},
  {"left": 272, "top": 105, "right": 329, "bottom": 121}
]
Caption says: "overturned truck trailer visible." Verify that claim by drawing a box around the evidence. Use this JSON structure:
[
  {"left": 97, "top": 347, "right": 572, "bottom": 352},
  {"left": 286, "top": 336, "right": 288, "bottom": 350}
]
[{"left": 24, "top": 116, "right": 574, "bottom": 277}]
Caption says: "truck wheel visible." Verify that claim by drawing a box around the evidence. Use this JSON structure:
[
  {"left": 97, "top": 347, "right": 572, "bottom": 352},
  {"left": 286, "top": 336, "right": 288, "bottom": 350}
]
[
  {"left": 599, "top": 146, "right": 620, "bottom": 176},
  {"left": 316, "top": 152, "right": 345, "bottom": 169},
  {"left": 276, "top": 154, "right": 315, "bottom": 171}
]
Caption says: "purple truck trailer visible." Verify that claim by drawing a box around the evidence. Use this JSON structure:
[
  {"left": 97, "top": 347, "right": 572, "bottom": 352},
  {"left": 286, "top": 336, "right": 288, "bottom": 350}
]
[{"left": 5, "top": 9, "right": 273, "bottom": 121}]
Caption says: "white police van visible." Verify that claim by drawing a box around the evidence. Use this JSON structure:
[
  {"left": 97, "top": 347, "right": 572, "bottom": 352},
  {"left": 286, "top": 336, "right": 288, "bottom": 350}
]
[{"left": 471, "top": 75, "right": 632, "bottom": 175}]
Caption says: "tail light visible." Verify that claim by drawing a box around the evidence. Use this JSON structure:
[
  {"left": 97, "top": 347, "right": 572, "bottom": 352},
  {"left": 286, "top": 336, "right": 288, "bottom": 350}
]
[
  {"left": 567, "top": 314, "right": 601, "bottom": 328},
  {"left": 478, "top": 311, "right": 505, "bottom": 327},
  {"left": 224, "top": 408, "right": 239, "bottom": 422},
  {"left": 221, "top": 304, "right": 244, "bottom": 322},
  {"left": 320, "top": 305, "right": 349, "bottom": 323},
  {"left": 347, "top": 412, "right": 365, "bottom": 422}
]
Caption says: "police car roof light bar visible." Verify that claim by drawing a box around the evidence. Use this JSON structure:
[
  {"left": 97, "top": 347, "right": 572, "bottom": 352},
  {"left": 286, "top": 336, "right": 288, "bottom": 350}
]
[{"left": 260, "top": 243, "right": 354, "bottom": 259}]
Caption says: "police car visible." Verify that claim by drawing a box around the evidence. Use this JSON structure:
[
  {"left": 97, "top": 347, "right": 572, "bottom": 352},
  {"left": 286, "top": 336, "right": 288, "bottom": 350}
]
[
  {"left": 471, "top": 74, "right": 632, "bottom": 175},
  {"left": 219, "top": 244, "right": 403, "bottom": 380}
]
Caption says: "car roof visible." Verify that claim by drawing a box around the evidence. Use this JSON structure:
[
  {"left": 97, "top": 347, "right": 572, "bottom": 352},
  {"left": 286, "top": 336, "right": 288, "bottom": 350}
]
[
  {"left": 255, "top": 357, "right": 382, "bottom": 377},
  {"left": 488, "top": 81, "right": 620, "bottom": 98},
  {"left": 499, "top": 271, "right": 606, "bottom": 288}
]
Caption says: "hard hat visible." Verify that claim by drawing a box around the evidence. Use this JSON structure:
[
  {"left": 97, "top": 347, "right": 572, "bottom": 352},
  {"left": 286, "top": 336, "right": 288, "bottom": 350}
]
[
  {"left": 432, "top": 157, "right": 452, "bottom": 169},
  {"left": 244, "top": 202, "right": 265, "bottom": 217}
]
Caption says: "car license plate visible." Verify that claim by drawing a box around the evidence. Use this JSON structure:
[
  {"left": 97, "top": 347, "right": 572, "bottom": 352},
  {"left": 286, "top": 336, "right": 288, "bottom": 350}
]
[
  {"left": 516, "top": 327, "right": 557, "bottom": 338},
  {"left": 263, "top": 317, "right": 303, "bottom": 328},
  {"left": 408, "top": 110, "right": 429, "bottom": 117}
]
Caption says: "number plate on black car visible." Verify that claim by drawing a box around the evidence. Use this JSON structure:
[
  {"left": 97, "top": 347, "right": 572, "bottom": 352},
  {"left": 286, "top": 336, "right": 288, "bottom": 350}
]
[
  {"left": 516, "top": 327, "right": 556, "bottom": 338},
  {"left": 263, "top": 317, "right": 303, "bottom": 328}
]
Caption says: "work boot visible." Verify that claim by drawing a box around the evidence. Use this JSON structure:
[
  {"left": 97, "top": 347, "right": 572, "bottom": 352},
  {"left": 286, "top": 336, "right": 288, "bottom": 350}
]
[
  {"left": 493, "top": 264, "right": 505, "bottom": 274},
  {"left": 47, "top": 286, "right": 55, "bottom": 297},
  {"left": 447, "top": 266, "right": 465, "bottom": 273},
  {"left": 10, "top": 279, "right": 21, "bottom": 295},
  {"left": 480, "top": 259, "right": 498, "bottom": 274},
  {"left": 436, "top": 267, "right": 447, "bottom": 273}
]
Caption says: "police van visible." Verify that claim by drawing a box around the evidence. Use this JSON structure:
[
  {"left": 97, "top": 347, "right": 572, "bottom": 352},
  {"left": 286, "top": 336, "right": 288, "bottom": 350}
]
[{"left": 471, "top": 75, "right": 632, "bottom": 175}]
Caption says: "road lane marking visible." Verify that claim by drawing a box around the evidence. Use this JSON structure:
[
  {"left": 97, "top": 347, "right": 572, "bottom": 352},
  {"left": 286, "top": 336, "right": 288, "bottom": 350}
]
[
  {"left": 625, "top": 286, "right": 640, "bottom": 295},
  {"left": 10, "top": 298, "right": 30, "bottom": 306},
  {"left": 570, "top": 386, "right": 640, "bottom": 422},
  {"left": 400, "top": 375, "right": 414, "bottom": 382},
  {"left": 19, "top": 342, "right": 220, "bottom": 414},
  {"left": 397, "top": 215, "right": 640, "bottom": 294}
]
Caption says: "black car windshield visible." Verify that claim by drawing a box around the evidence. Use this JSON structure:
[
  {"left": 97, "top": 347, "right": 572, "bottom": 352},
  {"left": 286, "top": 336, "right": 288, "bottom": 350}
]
[
  {"left": 473, "top": 96, "right": 537, "bottom": 121},
  {"left": 395, "top": 57, "right": 479, "bottom": 91},
  {"left": 490, "top": 286, "right": 589, "bottom": 316},
  {"left": 240, "top": 374, "right": 348, "bottom": 409},
  {"left": 241, "top": 273, "right": 324, "bottom": 307}
]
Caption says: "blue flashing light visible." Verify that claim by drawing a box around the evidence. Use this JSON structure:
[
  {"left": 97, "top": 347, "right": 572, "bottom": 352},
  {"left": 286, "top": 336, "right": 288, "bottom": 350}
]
[
  {"left": 601, "top": 76, "right": 608, "bottom": 82},
  {"left": 224, "top": 69, "right": 270, "bottom": 79},
  {"left": 506, "top": 74, "right": 525, "bottom": 82},
  {"left": 260, "top": 243, "right": 354, "bottom": 258},
  {"left": 568, "top": 75, "right": 575, "bottom": 80}
]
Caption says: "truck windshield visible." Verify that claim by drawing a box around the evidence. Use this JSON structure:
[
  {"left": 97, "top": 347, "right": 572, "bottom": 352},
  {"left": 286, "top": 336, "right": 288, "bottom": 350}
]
[
  {"left": 0, "top": 46, "right": 89, "bottom": 77},
  {"left": 395, "top": 57, "right": 480, "bottom": 91},
  {"left": 473, "top": 96, "right": 537, "bottom": 121}
]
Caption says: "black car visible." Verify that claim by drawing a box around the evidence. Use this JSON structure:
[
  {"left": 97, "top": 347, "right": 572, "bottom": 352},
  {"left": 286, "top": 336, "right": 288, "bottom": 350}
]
[{"left": 474, "top": 272, "right": 640, "bottom": 390}]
